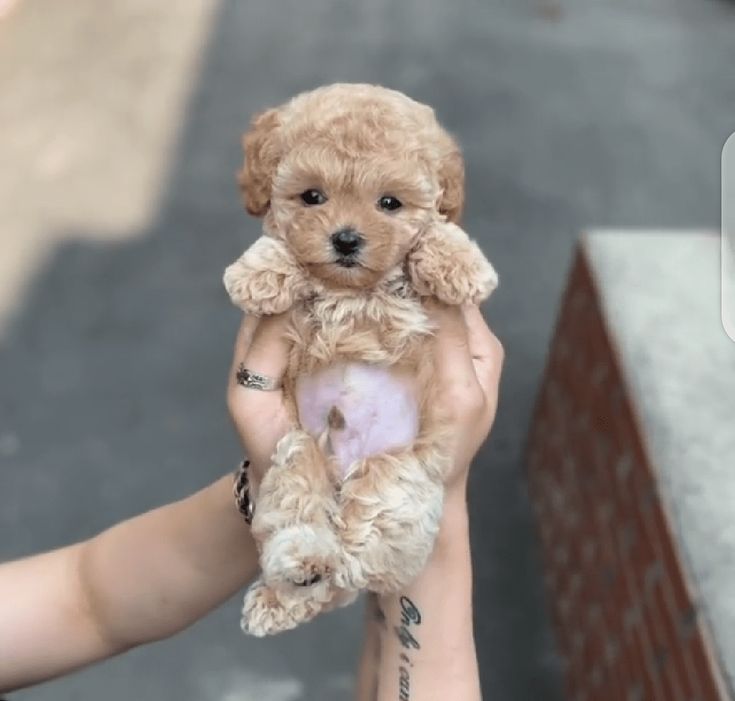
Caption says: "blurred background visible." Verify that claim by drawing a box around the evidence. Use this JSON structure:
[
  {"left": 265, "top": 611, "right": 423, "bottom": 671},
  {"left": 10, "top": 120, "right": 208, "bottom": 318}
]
[{"left": 1, "top": 0, "right": 733, "bottom": 699}]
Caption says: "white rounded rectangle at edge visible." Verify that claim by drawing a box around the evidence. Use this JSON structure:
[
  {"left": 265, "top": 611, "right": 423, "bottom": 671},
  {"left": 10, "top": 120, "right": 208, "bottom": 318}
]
[{"left": 722, "top": 133, "right": 735, "bottom": 342}]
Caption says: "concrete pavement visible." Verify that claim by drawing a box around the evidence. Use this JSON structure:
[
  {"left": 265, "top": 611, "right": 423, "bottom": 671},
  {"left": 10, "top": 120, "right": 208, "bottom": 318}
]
[{"left": 2, "top": 0, "right": 734, "bottom": 698}]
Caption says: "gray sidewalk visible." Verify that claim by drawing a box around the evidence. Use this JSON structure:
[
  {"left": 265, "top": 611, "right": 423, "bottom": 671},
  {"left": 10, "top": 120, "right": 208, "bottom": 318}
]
[{"left": 2, "top": 0, "right": 734, "bottom": 699}]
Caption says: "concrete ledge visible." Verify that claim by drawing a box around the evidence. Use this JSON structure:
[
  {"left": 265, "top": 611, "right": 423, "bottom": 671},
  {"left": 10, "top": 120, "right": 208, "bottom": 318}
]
[{"left": 528, "top": 231, "right": 733, "bottom": 700}]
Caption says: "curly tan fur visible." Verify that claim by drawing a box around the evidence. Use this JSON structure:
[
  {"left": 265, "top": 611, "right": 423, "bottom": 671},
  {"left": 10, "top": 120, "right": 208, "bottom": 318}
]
[{"left": 224, "top": 83, "right": 497, "bottom": 636}]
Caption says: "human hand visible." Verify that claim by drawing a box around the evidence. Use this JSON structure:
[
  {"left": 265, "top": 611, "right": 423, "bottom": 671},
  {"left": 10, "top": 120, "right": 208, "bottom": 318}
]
[
  {"left": 226, "top": 312, "right": 293, "bottom": 494},
  {"left": 426, "top": 300, "right": 503, "bottom": 494}
]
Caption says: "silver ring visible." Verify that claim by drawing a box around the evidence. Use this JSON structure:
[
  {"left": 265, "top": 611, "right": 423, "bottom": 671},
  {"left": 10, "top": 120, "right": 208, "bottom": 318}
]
[{"left": 236, "top": 363, "right": 282, "bottom": 391}]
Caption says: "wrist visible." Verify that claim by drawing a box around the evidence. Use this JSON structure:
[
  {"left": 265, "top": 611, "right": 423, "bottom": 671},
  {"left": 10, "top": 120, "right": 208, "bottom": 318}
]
[
  {"left": 441, "top": 467, "right": 470, "bottom": 523},
  {"left": 434, "top": 491, "right": 470, "bottom": 555}
]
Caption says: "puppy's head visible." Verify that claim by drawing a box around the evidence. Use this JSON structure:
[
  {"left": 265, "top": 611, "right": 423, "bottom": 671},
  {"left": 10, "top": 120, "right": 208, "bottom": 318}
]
[{"left": 238, "top": 84, "right": 464, "bottom": 289}]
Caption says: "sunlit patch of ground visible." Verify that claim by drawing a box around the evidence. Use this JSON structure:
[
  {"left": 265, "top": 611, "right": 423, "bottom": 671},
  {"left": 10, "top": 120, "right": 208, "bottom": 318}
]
[{"left": 0, "top": 0, "right": 218, "bottom": 337}]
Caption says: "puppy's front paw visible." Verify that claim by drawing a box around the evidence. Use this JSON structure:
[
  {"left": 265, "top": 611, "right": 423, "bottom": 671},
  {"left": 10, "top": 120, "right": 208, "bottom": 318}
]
[
  {"left": 260, "top": 524, "right": 339, "bottom": 588},
  {"left": 223, "top": 236, "right": 309, "bottom": 315},
  {"left": 408, "top": 221, "right": 497, "bottom": 305}
]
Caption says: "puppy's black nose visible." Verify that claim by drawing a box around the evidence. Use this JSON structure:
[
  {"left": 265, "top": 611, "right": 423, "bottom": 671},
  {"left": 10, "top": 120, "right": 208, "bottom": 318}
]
[{"left": 331, "top": 228, "right": 364, "bottom": 256}]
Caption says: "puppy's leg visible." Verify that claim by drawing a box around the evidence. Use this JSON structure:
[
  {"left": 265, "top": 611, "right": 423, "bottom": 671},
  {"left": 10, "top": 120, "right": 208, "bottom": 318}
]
[
  {"left": 334, "top": 433, "right": 448, "bottom": 594},
  {"left": 223, "top": 235, "right": 311, "bottom": 315},
  {"left": 241, "top": 576, "right": 340, "bottom": 637},
  {"left": 241, "top": 579, "right": 358, "bottom": 636},
  {"left": 241, "top": 428, "right": 345, "bottom": 635},
  {"left": 408, "top": 220, "right": 497, "bottom": 305},
  {"left": 253, "top": 428, "right": 340, "bottom": 589}
]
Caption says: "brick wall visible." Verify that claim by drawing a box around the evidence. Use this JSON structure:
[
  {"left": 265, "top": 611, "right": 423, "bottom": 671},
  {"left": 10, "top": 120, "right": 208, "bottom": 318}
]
[{"left": 527, "top": 245, "right": 729, "bottom": 701}]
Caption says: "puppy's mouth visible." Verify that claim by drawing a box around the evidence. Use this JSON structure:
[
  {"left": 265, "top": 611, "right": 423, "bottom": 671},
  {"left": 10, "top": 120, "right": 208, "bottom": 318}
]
[{"left": 335, "top": 255, "right": 360, "bottom": 268}]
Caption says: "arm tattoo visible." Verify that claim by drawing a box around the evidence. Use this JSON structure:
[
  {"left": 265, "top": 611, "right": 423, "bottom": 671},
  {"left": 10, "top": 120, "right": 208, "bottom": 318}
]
[{"left": 394, "top": 596, "right": 421, "bottom": 700}]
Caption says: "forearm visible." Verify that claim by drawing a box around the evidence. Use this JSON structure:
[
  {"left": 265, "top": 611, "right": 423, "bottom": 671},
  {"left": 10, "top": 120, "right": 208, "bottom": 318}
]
[
  {"left": 0, "top": 543, "right": 110, "bottom": 692},
  {"left": 0, "top": 473, "right": 259, "bottom": 692},
  {"left": 355, "top": 594, "right": 383, "bottom": 701},
  {"left": 78, "top": 474, "right": 258, "bottom": 647},
  {"left": 372, "top": 492, "right": 480, "bottom": 701}
]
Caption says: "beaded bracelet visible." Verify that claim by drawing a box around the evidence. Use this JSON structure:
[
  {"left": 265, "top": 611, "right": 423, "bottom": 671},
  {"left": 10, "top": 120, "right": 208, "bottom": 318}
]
[{"left": 233, "top": 458, "right": 254, "bottom": 525}]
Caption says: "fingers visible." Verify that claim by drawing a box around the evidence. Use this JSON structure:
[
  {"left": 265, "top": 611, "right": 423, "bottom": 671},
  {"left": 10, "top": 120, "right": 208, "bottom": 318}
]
[
  {"left": 462, "top": 305, "right": 495, "bottom": 359},
  {"left": 462, "top": 306, "right": 504, "bottom": 397},
  {"left": 425, "top": 299, "right": 478, "bottom": 394}
]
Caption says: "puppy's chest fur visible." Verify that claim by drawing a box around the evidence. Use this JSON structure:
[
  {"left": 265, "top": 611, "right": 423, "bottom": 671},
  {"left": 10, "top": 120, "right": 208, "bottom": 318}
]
[{"left": 287, "top": 276, "right": 433, "bottom": 375}]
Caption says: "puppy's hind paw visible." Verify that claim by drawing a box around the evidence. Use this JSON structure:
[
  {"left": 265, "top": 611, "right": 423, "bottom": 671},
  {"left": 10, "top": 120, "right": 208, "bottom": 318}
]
[
  {"left": 240, "top": 581, "right": 298, "bottom": 637},
  {"left": 261, "top": 524, "right": 339, "bottom": 589},
  {"left": 240, "top": 578, "right": 335, "bottom": 636}
]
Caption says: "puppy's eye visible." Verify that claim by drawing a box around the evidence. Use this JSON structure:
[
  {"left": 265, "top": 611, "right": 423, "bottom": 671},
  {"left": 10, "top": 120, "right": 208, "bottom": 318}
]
[
  {"left": 378, "top": 195, "right": 402, "bottom": 212},
  {"left": 300, "top": 189, "right": 327, "bottom": 206}
]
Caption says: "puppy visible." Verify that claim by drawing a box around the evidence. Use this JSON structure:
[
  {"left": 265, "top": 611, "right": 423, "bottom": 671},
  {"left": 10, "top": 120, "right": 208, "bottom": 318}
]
[{"left": 224, "top": 83, "right": 497, "bottom": 636}]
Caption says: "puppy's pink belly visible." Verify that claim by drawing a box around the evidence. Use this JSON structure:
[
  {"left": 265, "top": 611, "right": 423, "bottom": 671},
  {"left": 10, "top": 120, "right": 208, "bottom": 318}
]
[{"left": 295, "top": 363, "right": 419, "bottom": 477}]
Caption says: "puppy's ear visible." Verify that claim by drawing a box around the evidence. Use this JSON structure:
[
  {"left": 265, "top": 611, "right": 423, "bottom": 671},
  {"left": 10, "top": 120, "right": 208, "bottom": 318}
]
[
  {"left": 408, "top": 221, "right": 497, "bottom": 306},
  {"left": 237, "top": 108, "right": 283, "bottom": 217},
  {"left": 435, "top": 132, "right": 465, "bottom": 224}
]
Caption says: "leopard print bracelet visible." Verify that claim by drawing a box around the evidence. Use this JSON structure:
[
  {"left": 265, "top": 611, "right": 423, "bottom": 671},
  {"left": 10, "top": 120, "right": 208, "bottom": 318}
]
[{"left": 233, "top": 458, "right": 254, "bottom": 525}]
